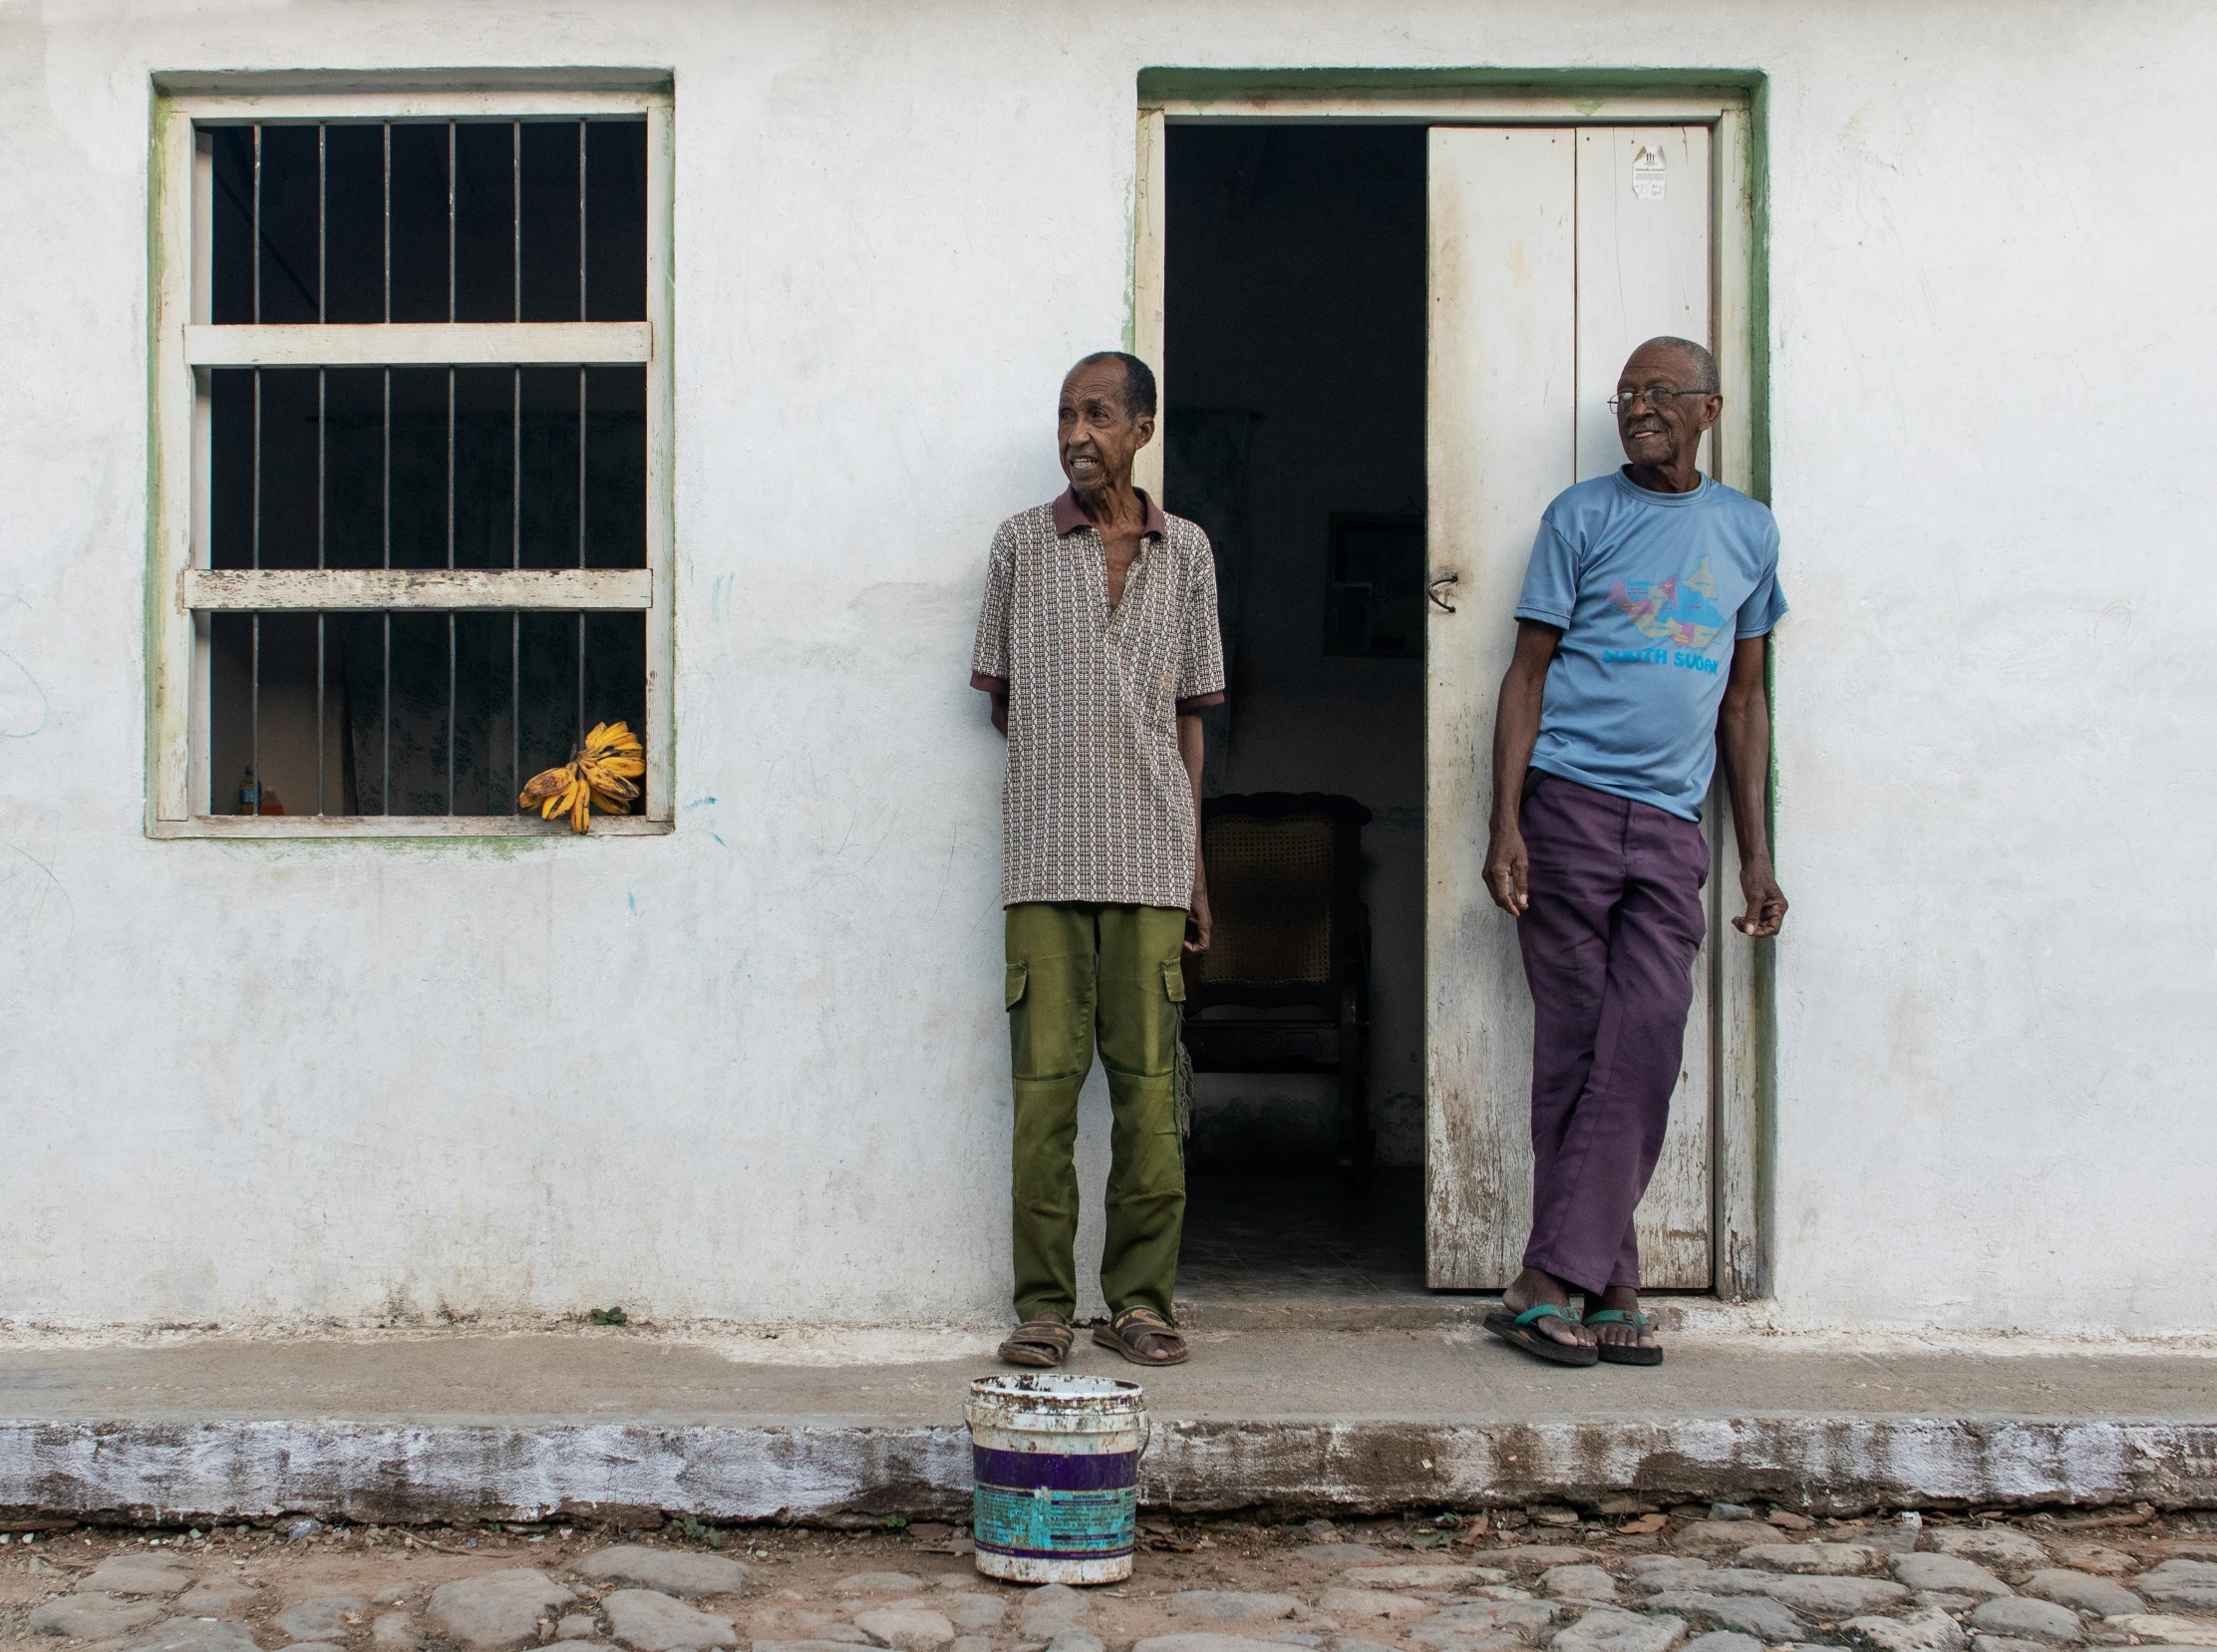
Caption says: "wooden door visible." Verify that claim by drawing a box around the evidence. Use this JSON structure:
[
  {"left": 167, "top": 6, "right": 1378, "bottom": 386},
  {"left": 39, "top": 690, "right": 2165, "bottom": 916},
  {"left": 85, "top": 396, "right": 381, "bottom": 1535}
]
[{"left": 1424, "top": 126, "right": 1716, "bottom": 1290}]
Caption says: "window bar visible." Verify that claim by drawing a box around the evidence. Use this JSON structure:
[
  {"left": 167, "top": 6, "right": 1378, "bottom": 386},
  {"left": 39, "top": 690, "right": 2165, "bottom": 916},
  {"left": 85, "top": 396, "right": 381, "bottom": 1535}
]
[
  {"left": 252, "top": 123, "right": 262, "bottom": 322},
  {"left": 511, "top": 122, "right": 521, "bottom": 814},
  {"left": 250, "top": 123, "right": 262, "bottom": 818},
  {"left": 316, "top": 123, "right": 328, "bottom": 818},
  {"left": 448, "top": 121, "right": 458, "bottom": 817},
  {"left": 575, "top": 120, "right": 589, "bottom": 754}
]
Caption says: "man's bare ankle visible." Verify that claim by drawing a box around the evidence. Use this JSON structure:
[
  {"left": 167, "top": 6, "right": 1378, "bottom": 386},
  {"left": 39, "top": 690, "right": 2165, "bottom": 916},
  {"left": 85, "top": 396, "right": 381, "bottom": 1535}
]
[
  {"left": 1505, "top": 1266, "right": 1566, "bottom": 1309},
  {"left": 1503, "top": 1267, "right": 1591, "bottom": 1342}
]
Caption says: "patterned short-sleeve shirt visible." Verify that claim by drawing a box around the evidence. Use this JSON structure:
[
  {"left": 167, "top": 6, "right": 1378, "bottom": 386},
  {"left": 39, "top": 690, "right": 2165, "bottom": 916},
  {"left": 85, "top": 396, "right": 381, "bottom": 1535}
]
[{"left": 970, "top": 489, "right": 1226, "bottom": 909}]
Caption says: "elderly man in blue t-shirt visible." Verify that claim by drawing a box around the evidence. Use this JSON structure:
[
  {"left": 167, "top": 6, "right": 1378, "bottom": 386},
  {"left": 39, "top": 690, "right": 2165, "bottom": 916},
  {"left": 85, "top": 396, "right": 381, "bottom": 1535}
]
[{"left": 1481, "top": 336, "right": 1788, "bottom": 1369}]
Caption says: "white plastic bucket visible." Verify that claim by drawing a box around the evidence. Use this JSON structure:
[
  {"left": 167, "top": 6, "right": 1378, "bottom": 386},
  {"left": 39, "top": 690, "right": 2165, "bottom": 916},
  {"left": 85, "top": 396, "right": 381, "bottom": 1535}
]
[{"left": 965, "top": 1373, "right": 1147, "bottom": 1584}]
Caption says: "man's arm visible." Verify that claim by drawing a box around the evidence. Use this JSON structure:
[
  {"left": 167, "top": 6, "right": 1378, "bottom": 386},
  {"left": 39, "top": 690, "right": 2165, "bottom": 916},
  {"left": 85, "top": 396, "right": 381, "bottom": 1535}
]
[
  {"left": 1482, "top": 620, "right": 1562, "bottom": 916},
  {"left": 1718, "top": 634, "right": 1787, "bottom": 936},
  {"left": 971, "top": 525, "right": 1015, "bottom": 736},
  {"left": 1179, "top": 712, "right": 1210, "bottom": 953}
]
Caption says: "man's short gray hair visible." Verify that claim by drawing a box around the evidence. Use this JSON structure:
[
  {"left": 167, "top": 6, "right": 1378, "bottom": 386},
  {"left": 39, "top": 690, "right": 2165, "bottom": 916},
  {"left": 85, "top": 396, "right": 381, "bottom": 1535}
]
[
  {"left": 1633, "top": 336, "right": 1720, "bottom": 394},
  {"left": 1070, "top": 351, "right": 1158, "bottom": 420}
]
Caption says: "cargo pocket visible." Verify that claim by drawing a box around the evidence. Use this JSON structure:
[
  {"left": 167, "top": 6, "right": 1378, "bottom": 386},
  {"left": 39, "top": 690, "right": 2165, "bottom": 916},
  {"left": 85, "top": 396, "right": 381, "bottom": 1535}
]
[
  {"left": 1005, "top": 961, "right": 1029, "bottom": 1011},
  {"left": 1160, "top": 960, "right": 1186, "bottom": 1003}
]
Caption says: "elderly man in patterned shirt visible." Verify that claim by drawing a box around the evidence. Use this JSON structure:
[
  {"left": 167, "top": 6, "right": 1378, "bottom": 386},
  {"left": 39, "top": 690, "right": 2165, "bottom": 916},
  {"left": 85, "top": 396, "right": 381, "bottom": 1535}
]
[{"left": 969, "top": 351, "right": 1225, "bottom": 1369}]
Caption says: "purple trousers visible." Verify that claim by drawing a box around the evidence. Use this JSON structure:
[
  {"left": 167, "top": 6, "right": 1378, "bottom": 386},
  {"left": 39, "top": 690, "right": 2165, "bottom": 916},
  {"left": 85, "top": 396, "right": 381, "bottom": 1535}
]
[{"left": 1516, "top": 772, "right": 1709, "bottom": 1295}]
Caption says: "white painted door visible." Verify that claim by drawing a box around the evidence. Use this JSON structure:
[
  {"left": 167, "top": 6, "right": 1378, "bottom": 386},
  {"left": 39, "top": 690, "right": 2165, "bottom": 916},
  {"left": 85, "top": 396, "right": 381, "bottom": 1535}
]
[{"left": 1424, "top": 126, "right": 1716, "bottom": 1290}]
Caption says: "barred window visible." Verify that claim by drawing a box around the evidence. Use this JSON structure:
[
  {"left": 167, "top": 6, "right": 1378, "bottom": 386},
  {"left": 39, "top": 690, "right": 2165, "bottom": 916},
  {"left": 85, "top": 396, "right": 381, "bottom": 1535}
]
[{"left": 151, "top": 86, "right": 671, "bottom": 835}]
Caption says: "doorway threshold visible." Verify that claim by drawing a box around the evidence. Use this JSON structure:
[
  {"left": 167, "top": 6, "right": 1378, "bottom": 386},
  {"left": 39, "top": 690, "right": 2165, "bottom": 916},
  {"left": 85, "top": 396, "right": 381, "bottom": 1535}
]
[
  {"left": 1176, "top": 1163, "right": 1734, "bottom": 1331},
  {"left": 1175, "top": 1290, "right": 1482, "bottom": 1331},
  {"left": 1179, "top": 1163, "right": 1426, "bottom": 1311},
  {"left": 1175, "top": 1288, "right": 1731, "bottom": 1333}
]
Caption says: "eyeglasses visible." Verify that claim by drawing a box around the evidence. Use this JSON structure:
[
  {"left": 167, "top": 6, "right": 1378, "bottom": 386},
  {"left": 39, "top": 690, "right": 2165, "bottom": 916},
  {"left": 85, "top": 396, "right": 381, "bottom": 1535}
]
[{"left": 1607, "top": 387, "right": 1713, "bottom": 412}]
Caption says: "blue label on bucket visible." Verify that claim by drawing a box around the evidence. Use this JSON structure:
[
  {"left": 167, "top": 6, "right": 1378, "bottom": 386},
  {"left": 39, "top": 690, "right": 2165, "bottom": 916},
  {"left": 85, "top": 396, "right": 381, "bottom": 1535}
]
[
  {"left": 972, "top": 1483, "right": 1136, "bottom": 1559},
  {"left": 973, "top": 1446, "right": 1137, "bottom": 1559}
]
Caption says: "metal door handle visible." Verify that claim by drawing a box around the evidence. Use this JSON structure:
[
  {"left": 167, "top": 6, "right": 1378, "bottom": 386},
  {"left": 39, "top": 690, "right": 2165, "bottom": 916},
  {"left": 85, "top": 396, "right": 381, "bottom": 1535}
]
[{"left": 1427, "top": 571, "right": 1460, "bottom": 614}]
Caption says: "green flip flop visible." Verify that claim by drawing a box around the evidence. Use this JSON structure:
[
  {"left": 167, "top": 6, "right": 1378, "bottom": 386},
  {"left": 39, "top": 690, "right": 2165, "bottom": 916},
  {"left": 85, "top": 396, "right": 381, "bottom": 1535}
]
[
  {"left": 1583, "top": 1307, "right": 1664, "bottom": 1366},
  {"left": 1482, "top": 1302, "right": 1598, "bottom": 1367}
]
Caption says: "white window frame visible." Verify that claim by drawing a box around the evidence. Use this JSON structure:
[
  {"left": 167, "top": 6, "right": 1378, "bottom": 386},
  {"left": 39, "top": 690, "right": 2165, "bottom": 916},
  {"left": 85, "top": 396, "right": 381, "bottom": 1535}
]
[{"left": 148, "top": 83, "right": 675, "bottom": 837}]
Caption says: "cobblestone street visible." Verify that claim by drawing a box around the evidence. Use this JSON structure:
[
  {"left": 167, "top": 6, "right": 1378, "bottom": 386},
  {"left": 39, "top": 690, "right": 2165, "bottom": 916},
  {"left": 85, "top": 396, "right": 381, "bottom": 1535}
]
[{"left": 5, "top": 1506, "right": 2215, "bottom": 1652}]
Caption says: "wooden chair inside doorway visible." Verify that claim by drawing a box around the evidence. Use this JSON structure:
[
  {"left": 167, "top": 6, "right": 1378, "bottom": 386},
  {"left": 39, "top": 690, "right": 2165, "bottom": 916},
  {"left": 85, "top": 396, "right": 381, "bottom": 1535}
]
[{"left": 1180, "top": 792, "right": 1374, "bottom": 1171}]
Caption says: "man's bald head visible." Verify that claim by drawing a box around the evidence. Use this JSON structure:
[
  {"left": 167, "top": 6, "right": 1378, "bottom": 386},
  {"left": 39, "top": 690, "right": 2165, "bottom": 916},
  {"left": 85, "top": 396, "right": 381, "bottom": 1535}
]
[
  {"left": 1614, "top": 337, "right": 1722, "bottom": 494},
  {"left": 1628, "top": 336, "right": 1720, "bottom": 394}
]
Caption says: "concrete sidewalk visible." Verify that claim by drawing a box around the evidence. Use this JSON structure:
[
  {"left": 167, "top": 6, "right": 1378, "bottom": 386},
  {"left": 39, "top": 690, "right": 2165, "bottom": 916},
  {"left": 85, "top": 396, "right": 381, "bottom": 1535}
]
[{"left": 2, "top": 1324, "right": 2213, "bottom": 1524}]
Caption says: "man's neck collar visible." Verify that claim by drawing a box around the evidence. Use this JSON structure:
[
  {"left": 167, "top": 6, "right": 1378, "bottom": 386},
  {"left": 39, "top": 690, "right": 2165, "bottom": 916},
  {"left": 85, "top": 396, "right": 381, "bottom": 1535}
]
[
  {"left": 1622, "top": 462, "right": 1706, "bottom": 496},
  {"left": 1053, "top": 486, "right": 1166, "bottom": 537}
]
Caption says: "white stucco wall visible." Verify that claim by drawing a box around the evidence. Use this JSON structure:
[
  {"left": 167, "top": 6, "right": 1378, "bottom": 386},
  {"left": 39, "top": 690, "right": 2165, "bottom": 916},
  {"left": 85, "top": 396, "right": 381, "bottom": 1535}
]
[{"left": 2, "top": 0, "right": 2211, "bottom": 1337}]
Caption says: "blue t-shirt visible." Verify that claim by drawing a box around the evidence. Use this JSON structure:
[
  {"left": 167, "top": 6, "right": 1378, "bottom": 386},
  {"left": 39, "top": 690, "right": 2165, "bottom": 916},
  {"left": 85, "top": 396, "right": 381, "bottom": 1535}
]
[{"left": 1512, "top": 469, "right": 1786, "bottom": 821}]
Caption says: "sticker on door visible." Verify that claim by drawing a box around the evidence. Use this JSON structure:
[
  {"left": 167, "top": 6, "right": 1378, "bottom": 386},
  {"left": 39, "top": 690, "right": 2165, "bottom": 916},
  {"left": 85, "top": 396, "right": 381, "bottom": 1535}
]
[{"left": 1632, "top": 144, "right": 1666, "bottom": 200}]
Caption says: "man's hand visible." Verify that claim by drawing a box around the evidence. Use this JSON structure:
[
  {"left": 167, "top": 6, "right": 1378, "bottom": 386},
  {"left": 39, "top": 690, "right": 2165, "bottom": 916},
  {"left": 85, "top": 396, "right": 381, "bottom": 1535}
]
[
  {"left": 1184, "top": 884, "right": 1212, "bottom": 955},
  {"left": 1733, "top": 859, "right": 1787, "bottom": 937},
  {"left": 1484, "top": 825, "right": 1530, "bottom": 916}
]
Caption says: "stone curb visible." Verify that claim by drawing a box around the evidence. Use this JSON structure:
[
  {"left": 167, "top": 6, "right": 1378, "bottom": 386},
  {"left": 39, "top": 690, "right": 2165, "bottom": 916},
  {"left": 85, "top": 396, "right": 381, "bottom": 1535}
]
[{"left": 2, "top": 1413, "right": 2215, "bottom": 1522}]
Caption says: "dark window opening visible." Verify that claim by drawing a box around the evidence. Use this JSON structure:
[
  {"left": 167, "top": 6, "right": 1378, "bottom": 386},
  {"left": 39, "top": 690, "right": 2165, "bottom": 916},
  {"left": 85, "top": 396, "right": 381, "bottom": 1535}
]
[{"left": 205, "top": 117, "right": 649, "bottom": 820}]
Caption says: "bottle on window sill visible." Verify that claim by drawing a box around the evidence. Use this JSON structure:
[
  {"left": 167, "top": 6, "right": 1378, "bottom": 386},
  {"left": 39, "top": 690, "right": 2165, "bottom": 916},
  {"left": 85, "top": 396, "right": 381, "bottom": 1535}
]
[{"left": 234, "top": 768, "right": 285, "bottom": 816}]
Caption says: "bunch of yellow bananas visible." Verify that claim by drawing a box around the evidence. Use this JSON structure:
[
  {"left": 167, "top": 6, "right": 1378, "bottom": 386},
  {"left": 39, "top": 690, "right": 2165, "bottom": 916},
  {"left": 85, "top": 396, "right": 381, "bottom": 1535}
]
[{"left": 518, "top": 721, "right": 646, "bottom": 833}]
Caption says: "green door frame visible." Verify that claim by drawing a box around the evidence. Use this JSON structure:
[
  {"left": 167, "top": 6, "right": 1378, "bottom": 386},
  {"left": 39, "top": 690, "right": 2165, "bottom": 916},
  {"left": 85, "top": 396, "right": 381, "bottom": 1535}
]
[{"left": 1129, "top": 67, "right": 1776, "bottom": 1300}]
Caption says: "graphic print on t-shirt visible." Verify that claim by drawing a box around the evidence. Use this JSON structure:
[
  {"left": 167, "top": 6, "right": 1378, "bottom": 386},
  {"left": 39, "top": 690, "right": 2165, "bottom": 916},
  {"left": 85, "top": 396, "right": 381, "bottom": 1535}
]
[
  {"left": 1513, "top": 470, "right": 1786, "bottom": 818},
  {"left": 1606, "top": 555, "right": 1728, "bottom": 652}
]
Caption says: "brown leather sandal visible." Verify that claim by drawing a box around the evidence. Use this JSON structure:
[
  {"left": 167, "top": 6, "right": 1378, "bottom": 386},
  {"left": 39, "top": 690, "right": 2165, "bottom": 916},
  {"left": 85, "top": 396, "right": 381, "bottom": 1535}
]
[
  {"left": 1093, "top": 1305, "right": 1188, "bottom": 1366},
  {"left": 997, "top": 1313, "right": 1075, "bottom": 1368}
]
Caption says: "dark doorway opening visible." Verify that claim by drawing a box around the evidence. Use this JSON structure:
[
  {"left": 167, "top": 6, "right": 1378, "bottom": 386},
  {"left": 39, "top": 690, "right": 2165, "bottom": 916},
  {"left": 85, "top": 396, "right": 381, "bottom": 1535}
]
[{"left": 1164, "top": 124, "right": 1430, "bottom": 1305}]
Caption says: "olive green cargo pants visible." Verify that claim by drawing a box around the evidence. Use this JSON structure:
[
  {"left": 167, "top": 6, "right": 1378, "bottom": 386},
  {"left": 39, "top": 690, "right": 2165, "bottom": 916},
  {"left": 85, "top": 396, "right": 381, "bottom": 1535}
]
[{"left": 1005, "top": 901, "right": 1188, "bottom": 1324}]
